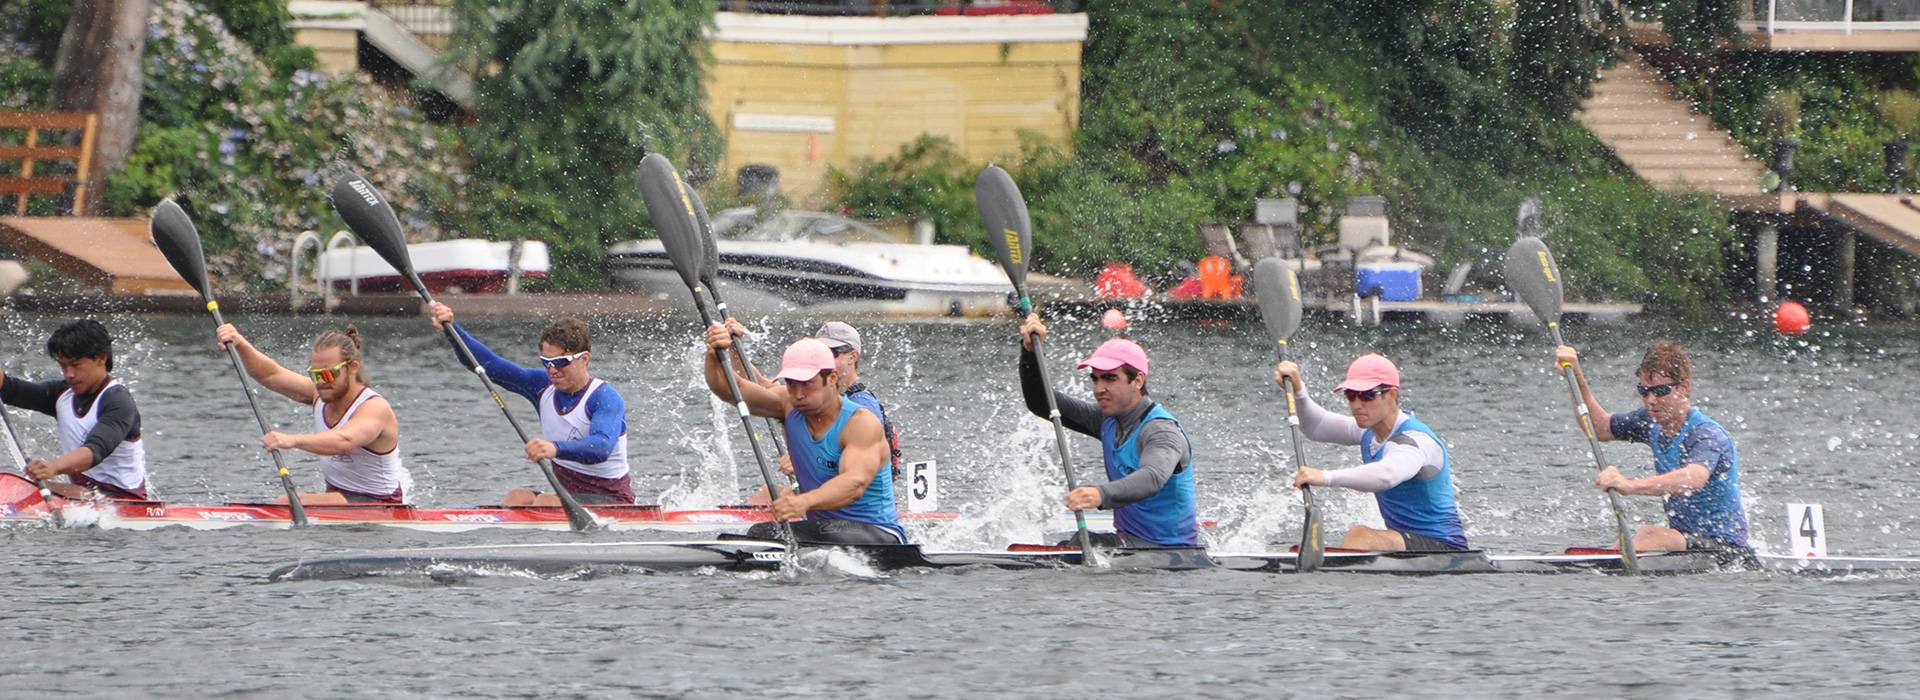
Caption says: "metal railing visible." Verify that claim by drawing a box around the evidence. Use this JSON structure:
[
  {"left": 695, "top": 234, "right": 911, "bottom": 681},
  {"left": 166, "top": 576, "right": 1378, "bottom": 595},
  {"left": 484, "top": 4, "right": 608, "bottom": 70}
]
[
  {"left": 367, "top": 0, "right": 455, "bottom": 39},
  {"left": 290, "top": 230, "right": 361, "bottom": 311},
  {"left": 1757, "top": 0, "right": 1920, "bottom": 34}
]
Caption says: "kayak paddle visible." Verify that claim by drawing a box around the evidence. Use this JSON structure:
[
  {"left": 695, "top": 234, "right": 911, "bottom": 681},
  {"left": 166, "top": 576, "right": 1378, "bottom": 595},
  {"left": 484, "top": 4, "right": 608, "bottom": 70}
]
[
  {"left": 328, "top": 174, "right": 598, "bottom": 532},
  {"left": 1502, "top": 202, "right": 1639, "bottom": 574},
  {"left": 0, "top": 402, "right": 62, "bottom": 526},
  {"left": 687, "top": 187, "right": 792, "bottom": 470},
  {"left": 1252, "top": 257, "right": 1323, "bottom": 572},
  {"left": 974, "top": 164, "right": 1096, "bottom": 564},
  {"left": 636, "top": 153, "right": 795, "bottom": 552},
  {"left": 150, "top": 199, "right": 309, "bottom": 526}
]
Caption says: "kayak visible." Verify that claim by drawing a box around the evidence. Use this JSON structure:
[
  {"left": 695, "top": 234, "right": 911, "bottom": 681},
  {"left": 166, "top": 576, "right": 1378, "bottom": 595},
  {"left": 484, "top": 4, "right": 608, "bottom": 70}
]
[
  {"left": 0, "top": 472, "right": 954, "bottom": 533},
  {"left": 0, "top": 472, "right": 1128, "bottom": 533},
  {"left": 267, "top": 539, "right": 1920, "bottom": 582}
]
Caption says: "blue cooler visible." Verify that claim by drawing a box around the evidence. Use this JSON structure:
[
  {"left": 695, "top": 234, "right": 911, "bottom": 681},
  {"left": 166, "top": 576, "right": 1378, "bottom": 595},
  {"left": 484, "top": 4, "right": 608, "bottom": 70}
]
[{"left": 1355, "top": 262, "right": 1421, "bottom": 301}]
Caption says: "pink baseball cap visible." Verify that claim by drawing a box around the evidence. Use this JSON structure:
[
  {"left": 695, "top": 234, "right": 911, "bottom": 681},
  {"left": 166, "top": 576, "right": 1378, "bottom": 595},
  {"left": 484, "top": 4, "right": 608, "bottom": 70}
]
[
  {"left": 774, "top": 338, "right": 837, "bottom": 383},
  {"left": 1332, "top": 354, "right": 1400, "bottom": 393},
  {"left": 1076, "top": 338, "right": 1150, "bottom": 376}
]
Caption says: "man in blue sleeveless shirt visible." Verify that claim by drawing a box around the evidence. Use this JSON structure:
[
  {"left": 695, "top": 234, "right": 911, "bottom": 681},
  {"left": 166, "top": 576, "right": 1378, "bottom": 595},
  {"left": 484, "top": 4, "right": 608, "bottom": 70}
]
[
  {"left": 1017, "top": 314, "right": 1198, "bottom": 547},
  {"left": 704, "top": 329, "right": 905, "bottom": 545},
  {"left": 1274, "top": 353, "right": 1469, "bottom": 551},
  {"left": 1556, "top": 341, "right": 1748, "bottom": 551},
  {"left": 727, "top": 319, "right": 905, "bottom": 505}
]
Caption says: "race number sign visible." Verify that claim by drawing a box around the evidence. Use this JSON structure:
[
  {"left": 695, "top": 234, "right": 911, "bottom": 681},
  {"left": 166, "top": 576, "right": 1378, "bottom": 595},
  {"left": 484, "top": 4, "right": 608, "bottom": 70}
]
[
  {"left": 906, "top": 460, "right": 938, "bottom": 513},
  {"left": 1787, "top": 503, "right": 1826, "bottom": 558}
]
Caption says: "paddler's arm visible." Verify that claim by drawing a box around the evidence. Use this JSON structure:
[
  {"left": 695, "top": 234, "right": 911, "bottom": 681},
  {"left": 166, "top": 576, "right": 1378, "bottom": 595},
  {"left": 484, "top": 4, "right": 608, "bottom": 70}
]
[
  {"left": 266, "top": 395, "right": 393, "bottom": 456},
  {"left": 1274, "top": 361, "right": 1366, "bottom": 445},
  {"left": 1600, "top": 463, "right": 1709, "bottom": 497},
  {"left": 1015, "top": 314, "right": 1099, "bottom": 435},
  {"left": 215, "top": 323, "right": 317, "bottom": 404},
  {"left": 0, "top": 372, "right": 62, "bottom": 417},
  {"left": 1314, "top": 436, "right": 1433, "bottom": 493},
  {"left": 447, "top": 323, "right": 548, "bottom": 401},
  {"left": 1091, "top": 418, "right": 1190, "bottom": 508},
  {"left": 701, "top": 322, "right": 790, "bottom": 418},
  {"left": 770, "top": 411, "right": 885, "bottom": 520},
  {"left": 552, "top": 384, "right": 626, "bottom": 464},
  {"left": 1554, "top": 345, "right": 1615, "bottom": 441}
]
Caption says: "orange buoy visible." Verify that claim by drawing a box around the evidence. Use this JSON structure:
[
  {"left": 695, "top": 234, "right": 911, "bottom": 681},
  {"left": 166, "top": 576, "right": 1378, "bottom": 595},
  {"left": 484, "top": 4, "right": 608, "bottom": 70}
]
[
  {"left": 1101, "top": 308, "right": 1128, "bottom": 331},
  {"left": 1775, "top": 300, "right": 1811, "bottom": 335}
]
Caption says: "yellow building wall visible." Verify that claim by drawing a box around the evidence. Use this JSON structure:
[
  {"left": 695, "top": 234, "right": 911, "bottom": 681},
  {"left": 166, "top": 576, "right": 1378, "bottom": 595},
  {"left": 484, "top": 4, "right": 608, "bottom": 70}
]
[{"left": 706, "top": 18, "right": 1084, "bottom": 204}]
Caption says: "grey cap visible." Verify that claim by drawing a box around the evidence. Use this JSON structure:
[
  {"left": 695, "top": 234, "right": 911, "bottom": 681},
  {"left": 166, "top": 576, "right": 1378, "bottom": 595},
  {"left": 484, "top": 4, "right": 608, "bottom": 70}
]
[{"left": 815, "top": 321, "right": 861, "bottom": 354}]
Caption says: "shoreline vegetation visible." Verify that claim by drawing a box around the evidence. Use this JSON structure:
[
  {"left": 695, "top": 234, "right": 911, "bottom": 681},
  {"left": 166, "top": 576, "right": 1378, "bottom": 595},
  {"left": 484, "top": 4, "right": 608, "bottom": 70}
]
[{"left": 3, "top": 1, "right": 1916, "bottom": 316}]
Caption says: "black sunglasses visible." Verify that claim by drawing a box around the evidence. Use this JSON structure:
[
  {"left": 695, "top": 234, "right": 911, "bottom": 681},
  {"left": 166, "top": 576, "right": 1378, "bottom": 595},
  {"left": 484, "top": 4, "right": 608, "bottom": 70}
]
[
  {"left": 1343, "top": 386, "right": 1392, "bottom": 402},
  {"left": 1636, "top": 382, "right": 1677, "bottom": 398}
]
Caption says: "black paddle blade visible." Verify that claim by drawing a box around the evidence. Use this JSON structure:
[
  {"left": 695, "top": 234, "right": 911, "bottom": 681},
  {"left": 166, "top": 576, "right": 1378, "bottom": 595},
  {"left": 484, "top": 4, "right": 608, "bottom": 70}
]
[
  {"left": 330, "top": 173, "right": 427, "bottom": 293},
  {"left": 689, "top": 186, "right": 721, "bottom": 288},
  {"left": 149, "top": 199, "right": 213, "bottom": 301},
  {"left": 974, "top": 165, "right": 1033, "bottom": 292},
  {"left": 1252, "top": 257, "right": 1304, "bottom": 345},
  {"left": 637, "top": 154, "right": 706, "bottom": 291},
  {"left": 1503, "top": 235, "right": 1564, "bottom": 327}
]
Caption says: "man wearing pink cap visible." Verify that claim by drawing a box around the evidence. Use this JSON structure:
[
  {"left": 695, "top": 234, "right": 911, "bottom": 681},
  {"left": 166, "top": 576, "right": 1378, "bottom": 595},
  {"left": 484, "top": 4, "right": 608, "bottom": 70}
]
[
  {"left": 1273, "top": 353, "right": 1468, "bottom": 551},
  {"left": 1017, "top": 314, "right": 1197, "bottom": 547},
  {"left": 703, "top": 329, "right": 905, "bottom": 545}
]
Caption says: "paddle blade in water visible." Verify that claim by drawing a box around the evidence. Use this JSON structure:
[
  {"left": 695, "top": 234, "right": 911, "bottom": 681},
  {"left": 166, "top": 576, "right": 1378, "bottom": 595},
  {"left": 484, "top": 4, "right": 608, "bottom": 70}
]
[
  {"left": 974, "top": 165, "right": 1033, "bottom": 292},
  {"left": 330, "top": 173, "right": 427, "bottom": 293},
  {"left": 150, "top": 199, "right": 213, "bottom": 300},
  {"left": 1503, "top": 235, "right": 1564, "bottom": 327},
  {"left": 637, "top": 153, "right": 706, "bottom": 291},
  {"left": 1252, "top": 257, "right": 1304, "bottom": 345}
]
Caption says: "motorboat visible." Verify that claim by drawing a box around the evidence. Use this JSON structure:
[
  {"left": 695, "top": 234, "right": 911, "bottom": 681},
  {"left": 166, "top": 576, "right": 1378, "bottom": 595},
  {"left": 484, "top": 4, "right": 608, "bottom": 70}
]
[
  {"left": 606, "top": 207, "right": 1013, "bottom": 317},
  {"left": 319, "top": 239, "right": 548, "bottom": 294}
]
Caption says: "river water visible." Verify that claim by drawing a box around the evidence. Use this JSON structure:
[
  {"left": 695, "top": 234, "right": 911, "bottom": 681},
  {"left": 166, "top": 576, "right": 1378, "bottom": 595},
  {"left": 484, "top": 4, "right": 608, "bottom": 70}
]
[{"left": 2, "top": 308, "right": 1917, "bottom": 698}]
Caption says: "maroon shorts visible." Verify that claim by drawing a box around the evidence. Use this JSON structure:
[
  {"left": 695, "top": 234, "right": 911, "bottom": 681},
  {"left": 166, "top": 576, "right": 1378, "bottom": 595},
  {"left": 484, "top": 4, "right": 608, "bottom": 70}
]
[
  {"left": 72, "top": 473, "right": 147, "bottom": 501},
  {"left": 326, "top": 482, "right": 406, "bottom": 504},
  {"left": 552, "top": 467, "right": 634, "bottom": 505}
]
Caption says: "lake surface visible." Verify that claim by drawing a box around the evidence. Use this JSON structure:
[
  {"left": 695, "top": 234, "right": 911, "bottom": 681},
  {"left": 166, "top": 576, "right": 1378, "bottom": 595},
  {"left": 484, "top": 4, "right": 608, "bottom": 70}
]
[{"left": 2, "top": 308, "right": 1916, "bottom": 697}]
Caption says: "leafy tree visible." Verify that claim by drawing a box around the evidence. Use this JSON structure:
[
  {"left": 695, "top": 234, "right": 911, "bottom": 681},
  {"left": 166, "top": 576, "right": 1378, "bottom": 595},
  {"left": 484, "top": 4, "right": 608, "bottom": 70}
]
[{"left": 443, "top": 0, "right": 722, "bottom": 288}]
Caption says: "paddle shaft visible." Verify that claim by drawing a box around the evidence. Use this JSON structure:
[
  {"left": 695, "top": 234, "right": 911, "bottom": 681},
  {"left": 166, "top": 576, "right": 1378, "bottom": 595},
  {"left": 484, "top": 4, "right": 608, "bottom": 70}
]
[
  {"left": 0, "top": 401, "right": 62, "bottom": 525},
  {"left": 1548, "top": 324, "right": 1639, "bottom": 572},
  {"left": 207, "top": 305, "right": 309, "bottom": 527},
  {"left": 692, "top": 295, "right": 797, "bottom": 549},
  {"left": 424, "top": 297, "right": 598, "bottom": 532},
  {"left": 706, "top": 294, "right": 792, "bottom": 467},
  {"left": 1020, "top": 296, "right": 1096, "bottom": 560},
  {"left": 1275, "top": 343, "right": 1324, "bottom": 573}
]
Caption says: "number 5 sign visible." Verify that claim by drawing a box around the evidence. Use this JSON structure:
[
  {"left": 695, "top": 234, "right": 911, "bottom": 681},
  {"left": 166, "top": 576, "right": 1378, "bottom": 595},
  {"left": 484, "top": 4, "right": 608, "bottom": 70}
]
[
  {"left": 1787, "top": 503, "right": 1826, "bottom": 558},
  {"left": 906, "top": 460, "right": 938, "bottom": 513}
]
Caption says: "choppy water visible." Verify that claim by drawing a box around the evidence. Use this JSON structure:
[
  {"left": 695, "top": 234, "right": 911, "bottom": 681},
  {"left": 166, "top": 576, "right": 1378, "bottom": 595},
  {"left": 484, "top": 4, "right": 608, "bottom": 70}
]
[{"left": 3, "top": 308, "right": 1917, "bottom": 698}]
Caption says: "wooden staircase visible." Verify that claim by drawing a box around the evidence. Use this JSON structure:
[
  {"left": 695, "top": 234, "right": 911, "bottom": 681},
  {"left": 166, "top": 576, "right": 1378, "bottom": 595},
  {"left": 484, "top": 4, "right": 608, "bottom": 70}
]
[{"left": 1578, "top": 52, "right": 1767, "bottom": 196}]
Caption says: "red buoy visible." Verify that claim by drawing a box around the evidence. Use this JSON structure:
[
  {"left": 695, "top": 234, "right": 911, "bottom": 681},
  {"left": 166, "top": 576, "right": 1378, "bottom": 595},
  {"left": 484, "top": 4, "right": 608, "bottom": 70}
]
[{"left": 1775, "top": 300, "right": 1811, "bottom": 335}]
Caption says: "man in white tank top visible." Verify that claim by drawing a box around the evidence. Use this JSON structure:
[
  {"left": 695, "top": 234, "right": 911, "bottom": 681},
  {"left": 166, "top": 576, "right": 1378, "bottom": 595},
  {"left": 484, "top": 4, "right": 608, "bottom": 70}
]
[
  {"left": 429, "top": 302, "right": 632, "bottom": 506},
  {"left": 217, "top": 324, "right": 409, "bottom": 504},
  {"left": 0, "top": 320, "right": 149, "bottom": 500}
]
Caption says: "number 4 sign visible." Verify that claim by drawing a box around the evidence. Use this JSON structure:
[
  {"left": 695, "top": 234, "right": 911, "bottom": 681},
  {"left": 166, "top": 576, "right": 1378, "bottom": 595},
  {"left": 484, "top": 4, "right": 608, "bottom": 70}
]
[{"left": 1787, "top": 503, "right": 1826, "bottom": 558}]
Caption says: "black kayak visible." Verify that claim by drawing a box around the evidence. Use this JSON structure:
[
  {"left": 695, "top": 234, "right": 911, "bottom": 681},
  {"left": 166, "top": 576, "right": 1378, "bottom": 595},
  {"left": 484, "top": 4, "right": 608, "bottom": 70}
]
[{"left": 267, "top": 539, "right": 1920, "bottom": 582}]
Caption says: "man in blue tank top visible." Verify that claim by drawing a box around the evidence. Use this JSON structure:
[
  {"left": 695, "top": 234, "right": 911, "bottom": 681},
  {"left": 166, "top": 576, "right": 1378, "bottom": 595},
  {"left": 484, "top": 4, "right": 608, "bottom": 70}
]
[
  {"left": 1016, "top": 314, "right": 1198, "bottom": 547},
  {"left": 1273, "top": 353, "right": 1469, "bottom": 551},
  {"left": 704, "top": 328, "right": 904, "bottom": 545},
  {"left": 725, "top": 319, "right": 904, "bottom": 505},
  {"left": 1556, "top": 341, "right": 1748, "bottom": 551}
]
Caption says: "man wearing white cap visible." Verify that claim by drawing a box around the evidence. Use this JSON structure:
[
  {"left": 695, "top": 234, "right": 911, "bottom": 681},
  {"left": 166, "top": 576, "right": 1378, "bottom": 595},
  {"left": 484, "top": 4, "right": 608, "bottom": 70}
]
[
  {"left": 1273, "top": 354, "right": 1468, "bottom": 551},
  {"left": 1017, "top": 314, "right": 1197, "bottom": 547},
  {"left": 704, "top": 329, "right": 905, "bottom": 545}
]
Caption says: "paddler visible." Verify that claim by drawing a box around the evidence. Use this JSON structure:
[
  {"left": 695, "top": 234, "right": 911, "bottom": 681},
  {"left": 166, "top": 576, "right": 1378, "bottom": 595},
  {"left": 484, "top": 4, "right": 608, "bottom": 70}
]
[
  {"left": 1555, "top": 341, "right": 1748, "bottom": 551},
  {"left": 0, "top": 319, "right": 149, "bottom": 500},
  {"left": 430, "top": 302, "right": 633, "bottom": 505},
  {"left": 703, "top": 328, "right": 904, "bottom": 545},
  {"left": 730, "top": 319, "right": 904, "bottom": 504},
  {"left": 216, "top": 324, "right": 410, "bottom": 503},
  {"left": 1272, "top": 353, "right": 1468, "bottom": 551},
  {"left": 1017, "top": 314, "right": 1198, "bottom": 547}
]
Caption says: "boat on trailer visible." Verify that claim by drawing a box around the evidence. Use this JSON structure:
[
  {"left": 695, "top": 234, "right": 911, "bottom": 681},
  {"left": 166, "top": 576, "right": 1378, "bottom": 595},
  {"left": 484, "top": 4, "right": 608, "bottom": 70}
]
[{"left": 268, "top": 539, "right": 1920, "bottom": 582}]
